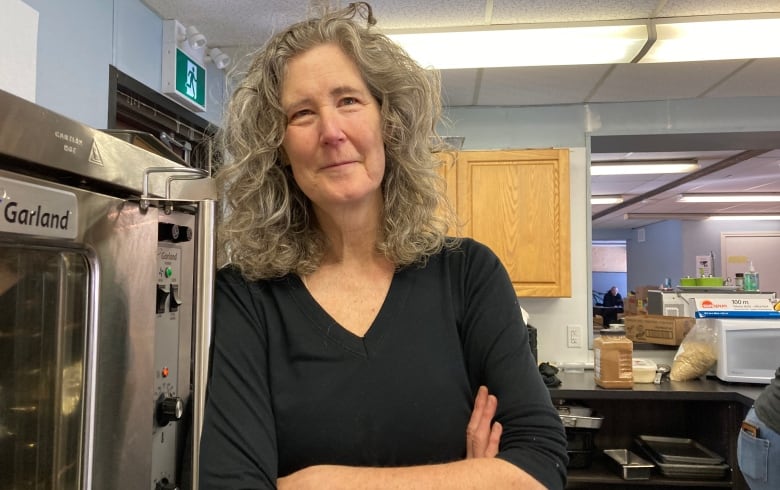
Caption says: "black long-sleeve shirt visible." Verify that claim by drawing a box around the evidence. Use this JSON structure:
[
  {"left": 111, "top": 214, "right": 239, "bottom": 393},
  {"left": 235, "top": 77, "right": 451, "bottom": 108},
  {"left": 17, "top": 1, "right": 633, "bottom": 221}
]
[
  {"left": 755, "top": 366, "right": 780, "bottom": 434},
  {"left": 199, "top": 238, "right": 568, "bottom": 489}
]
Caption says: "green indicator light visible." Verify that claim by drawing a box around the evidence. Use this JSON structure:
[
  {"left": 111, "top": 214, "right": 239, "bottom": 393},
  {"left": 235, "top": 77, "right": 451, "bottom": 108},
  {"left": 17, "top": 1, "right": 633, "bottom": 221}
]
[{"left": 165, "top": 267, "right": 173, "bottom": 278}]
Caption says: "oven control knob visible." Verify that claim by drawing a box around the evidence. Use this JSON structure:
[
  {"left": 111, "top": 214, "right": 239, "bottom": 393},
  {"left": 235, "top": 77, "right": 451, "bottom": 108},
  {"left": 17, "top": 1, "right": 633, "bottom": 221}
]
[
  {"left": 155, "top": 479, "right": 179, "bottom": 490},
  {"left": 158, "top": 223, "right": 192, "bottom": 243},
  {"left": 156, "top": 396, "right": 184, "bottom": 426}
]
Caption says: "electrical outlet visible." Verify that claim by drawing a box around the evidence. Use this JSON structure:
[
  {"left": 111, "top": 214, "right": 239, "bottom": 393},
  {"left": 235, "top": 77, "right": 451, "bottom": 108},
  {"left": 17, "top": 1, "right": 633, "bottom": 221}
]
[{"left": 566, "top": 324, "right": 582, "bottom": 348}]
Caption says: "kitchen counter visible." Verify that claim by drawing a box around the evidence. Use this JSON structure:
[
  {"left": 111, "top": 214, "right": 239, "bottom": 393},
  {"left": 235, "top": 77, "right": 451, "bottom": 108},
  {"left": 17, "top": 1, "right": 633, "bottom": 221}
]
[
  {"left": 548, "top": 372, "right": 764, "bottom": 489},
  {"left": 550, "top": 371, "right": 764, "bottom": 405}
]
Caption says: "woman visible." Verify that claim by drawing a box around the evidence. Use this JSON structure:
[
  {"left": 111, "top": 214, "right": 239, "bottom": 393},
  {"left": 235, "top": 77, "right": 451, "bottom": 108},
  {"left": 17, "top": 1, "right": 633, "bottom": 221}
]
[
  {"left": 199, "top": 3, "right": 567, "bottom": 489},
  {"left": 738, "top": 366, "right": 780, "bottom": 490}
]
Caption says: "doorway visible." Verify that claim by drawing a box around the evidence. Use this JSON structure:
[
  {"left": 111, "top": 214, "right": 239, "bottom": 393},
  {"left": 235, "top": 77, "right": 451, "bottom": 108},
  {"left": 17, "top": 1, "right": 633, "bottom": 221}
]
[{"left": 592, "top": 240, "right": 627, "bottom": 328}]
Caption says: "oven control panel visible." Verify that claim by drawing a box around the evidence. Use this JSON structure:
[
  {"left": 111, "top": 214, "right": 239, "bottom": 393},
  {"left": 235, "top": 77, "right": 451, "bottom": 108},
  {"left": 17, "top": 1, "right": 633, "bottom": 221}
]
[{"left": 152, "top": 217, "right": 195, "bottom": 490}]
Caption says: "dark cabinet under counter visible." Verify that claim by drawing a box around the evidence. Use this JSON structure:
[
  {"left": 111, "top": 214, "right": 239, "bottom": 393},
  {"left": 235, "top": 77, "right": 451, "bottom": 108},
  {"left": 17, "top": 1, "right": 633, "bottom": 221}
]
[{"left": 549, "top": 372, "right": 764, "bottom": 490}]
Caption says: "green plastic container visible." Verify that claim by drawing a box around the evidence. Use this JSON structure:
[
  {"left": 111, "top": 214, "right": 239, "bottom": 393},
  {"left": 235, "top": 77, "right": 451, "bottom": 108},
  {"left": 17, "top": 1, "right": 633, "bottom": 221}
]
[{"left": 696, "top": 277, "right": 723, "bottom": 286}]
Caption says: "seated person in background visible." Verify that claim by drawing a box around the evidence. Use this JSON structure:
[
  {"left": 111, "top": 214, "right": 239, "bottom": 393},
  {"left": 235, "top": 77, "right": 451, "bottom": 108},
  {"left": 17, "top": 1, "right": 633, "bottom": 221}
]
[
  {"left": 601, "top": 286, "right": 623, "bottom": 327},
  {"left": 198, "top": 3, "right": 568, "bottom": 489}
]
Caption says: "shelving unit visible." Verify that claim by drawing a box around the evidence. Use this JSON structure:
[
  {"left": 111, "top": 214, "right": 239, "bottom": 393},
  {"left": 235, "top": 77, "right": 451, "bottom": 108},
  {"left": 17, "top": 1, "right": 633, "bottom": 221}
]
[{"left": 550, "top": 372, "right": 763, "bottom": 490}]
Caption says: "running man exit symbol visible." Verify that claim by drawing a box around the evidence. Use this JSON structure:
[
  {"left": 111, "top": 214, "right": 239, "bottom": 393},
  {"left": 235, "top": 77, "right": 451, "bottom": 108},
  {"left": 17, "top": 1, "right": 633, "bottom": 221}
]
[
  {"left": 173, "top": 48, "right": 206, "bottom": 110},
  {"left": 186, "top": 60, "right": 197, "bottom": 99}
]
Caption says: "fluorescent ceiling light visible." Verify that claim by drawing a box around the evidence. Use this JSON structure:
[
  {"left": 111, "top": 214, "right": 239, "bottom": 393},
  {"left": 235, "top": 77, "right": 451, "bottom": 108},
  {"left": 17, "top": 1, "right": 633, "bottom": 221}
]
[
  {"left": 624, "top": 213, "right": 709, "bottom": 220},
  {"left": 641, "top": 16, "right": 780, "bottom": 63},
  {"left": 677, "top": 193, "right": 780, "bottom": 203},
  {"left": 708, "top": 215, "right": 780, "bottom": 221},
  {"left": 591, "top": 160, "right": 699, "bottom": 176},
  {"left": 386, "top": 23, "right": 648, "bottom": 69},
  {"left": 624, "top": 213, "right": 780, "bottom": 221},
  {"left": 591, "top": 195, "right": 624, "bottom": 205}
]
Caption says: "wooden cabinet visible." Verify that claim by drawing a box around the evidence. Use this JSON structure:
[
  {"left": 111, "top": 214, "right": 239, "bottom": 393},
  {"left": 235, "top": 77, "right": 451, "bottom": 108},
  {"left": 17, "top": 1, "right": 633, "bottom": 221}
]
[
  {"left": 441, "top": 149, "right": 571, "bottom": 297},
  {"left": 550, "top": 372, "right": 761, "bottom": 489}
]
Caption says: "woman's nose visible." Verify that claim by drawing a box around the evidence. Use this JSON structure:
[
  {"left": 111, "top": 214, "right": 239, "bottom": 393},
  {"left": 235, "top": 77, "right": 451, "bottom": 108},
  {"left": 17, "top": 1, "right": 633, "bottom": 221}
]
[{"left": 318, "top": 109, "right": 346, "bottom": 145}]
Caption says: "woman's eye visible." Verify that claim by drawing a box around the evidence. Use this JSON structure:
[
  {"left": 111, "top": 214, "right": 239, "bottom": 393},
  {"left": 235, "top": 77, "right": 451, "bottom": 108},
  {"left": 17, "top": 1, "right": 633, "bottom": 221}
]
[
  {"left": 340, "top": 97, "right": 358, "bottom": 106},
  {"left": 289, "top": 109, "right": 313, "bottom": 121}
]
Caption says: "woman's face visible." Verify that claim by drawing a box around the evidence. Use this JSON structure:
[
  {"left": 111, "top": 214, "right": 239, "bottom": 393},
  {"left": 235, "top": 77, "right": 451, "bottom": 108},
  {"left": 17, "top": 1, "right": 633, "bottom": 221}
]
[{"left": 280, "top": 43, "right": 385, "bottom": 213}]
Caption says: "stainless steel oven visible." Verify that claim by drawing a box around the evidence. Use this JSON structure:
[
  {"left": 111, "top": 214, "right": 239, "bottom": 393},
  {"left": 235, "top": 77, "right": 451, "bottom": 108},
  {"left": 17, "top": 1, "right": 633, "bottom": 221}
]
[{"left": 0, "top": 89, "right": 215, "bottom": 489}]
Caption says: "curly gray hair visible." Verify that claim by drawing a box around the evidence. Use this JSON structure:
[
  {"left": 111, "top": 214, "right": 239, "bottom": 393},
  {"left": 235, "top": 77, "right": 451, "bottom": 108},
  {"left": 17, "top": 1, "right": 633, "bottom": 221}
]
[{"left": 215, "top": 2, "right": 457, "bottom": 280}]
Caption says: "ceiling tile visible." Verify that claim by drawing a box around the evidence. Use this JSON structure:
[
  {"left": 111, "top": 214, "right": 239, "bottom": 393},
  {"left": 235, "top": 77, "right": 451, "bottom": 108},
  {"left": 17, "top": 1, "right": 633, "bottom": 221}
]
[
  {"left": 476, "top": 65, "right": 610, "bottom": 105},
  {"left": 491, "top": 0, "right": 658, "bottom": 23},
  {"left": 658, "top": 0, "right": 780, "bottom": 17},
  {"left": 705, "top": 58, "right": 780, "bottom": 98},
  {"left": 440, "top": 69, "right": 481, "bottom": 106},
  {"left": 589, "top": 60, "right": 747, "bottom": 103}
]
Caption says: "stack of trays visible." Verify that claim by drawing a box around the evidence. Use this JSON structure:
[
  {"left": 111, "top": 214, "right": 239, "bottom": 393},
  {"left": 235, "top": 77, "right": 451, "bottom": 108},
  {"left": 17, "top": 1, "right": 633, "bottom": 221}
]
[
  {"left": 634, "top": 435, "right": 730, "bottom": 480},
  {"left": 557, "top": 405, "right": 603, "bottom": 469},
  {"left": 603, "top": 449, "right": 654, "bottom": 480}
]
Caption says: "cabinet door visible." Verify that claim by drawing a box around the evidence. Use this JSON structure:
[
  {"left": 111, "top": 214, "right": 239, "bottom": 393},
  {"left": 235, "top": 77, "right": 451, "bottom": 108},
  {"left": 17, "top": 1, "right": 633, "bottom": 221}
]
[{"left": 455, "top": 149, "right": 571, "bottom": 297}]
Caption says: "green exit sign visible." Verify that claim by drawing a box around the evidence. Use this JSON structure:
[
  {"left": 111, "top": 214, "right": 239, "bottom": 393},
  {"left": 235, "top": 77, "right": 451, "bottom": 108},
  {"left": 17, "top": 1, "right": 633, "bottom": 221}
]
[{"left": 163, "top": 47, "right": 207, "bottom": 112}]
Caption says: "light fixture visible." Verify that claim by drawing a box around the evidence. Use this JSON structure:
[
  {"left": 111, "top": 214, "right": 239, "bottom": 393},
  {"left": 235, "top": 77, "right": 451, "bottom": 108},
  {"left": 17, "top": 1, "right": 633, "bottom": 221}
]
[
  {"left": 184, "top": 25, "right": 207, "bottom": 49},
  {"left": 384, "top": 14, "right": 780, "bottom": 69},
  {"left": 591, "top": 160, "right": 699, "bottom": 176},
  {"left": 386, "top": 22, "right": 649, "bottom": 69},
  {"left": 624, "top": 213, "right": 709, "bottom": 220},
  {"left": 640, "top": 16, "right": 780, "bottom": 63},
  {"left": 624, "top": 213, "right": 780, "bottom": 221},
  {"left": 205, "top": 48, "right": 231, "bottom": 70},
  {"left": 591, "top": 195, "right": 624, "bottom": 205},
  {"left": 708, "top": 215, "right": 780, "bottom": 221},
  {"left": 677, "top": 193, "right": 780, "bottom": 203}
]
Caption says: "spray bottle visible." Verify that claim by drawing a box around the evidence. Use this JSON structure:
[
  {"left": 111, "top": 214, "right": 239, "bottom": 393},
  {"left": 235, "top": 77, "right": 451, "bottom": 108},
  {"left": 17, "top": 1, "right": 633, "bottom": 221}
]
[{"left": 743, "top": 260, "right": 760, "bottom": 291}]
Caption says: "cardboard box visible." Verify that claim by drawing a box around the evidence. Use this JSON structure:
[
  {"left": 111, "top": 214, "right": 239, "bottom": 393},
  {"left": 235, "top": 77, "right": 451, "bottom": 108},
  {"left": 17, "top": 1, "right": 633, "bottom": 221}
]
[
  {"left": 623, "top": 315, "right": 695, "bottom": 346},
  {"left": 633, "top": 285, "right": 658, "bottom": 302},
  {"left": 625, "top": 296, "right": 648, "bottom": 316}
]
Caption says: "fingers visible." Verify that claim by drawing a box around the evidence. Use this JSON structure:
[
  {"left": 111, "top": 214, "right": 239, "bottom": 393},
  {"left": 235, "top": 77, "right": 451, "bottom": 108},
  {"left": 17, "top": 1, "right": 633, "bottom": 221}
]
[
  {"left": 486, "top": 421, "right": 502, "bottom": 457},
  {"left": 466, "top": 385, "right": 501, "bottom": 459}
]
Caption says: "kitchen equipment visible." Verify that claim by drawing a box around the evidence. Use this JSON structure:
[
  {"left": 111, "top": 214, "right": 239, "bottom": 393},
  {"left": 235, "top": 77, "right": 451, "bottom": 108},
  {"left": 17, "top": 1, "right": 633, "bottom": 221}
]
[
  {"left": 654, "top": 364, "right": 671, "bottom": 384},
  {"left": 636, "top": 435, "right": 724, "bottom": 465},
  {"left": 556, "top": 405, "right": 602, "bottom": 469},
  {"left": 557, "top": 406, "right": 604, "bottom": 429},
  {"left": 635, "top": 436, "right": 730, "bottom": 480},
  {"left": 647, "top": 289, "right": 777, "bottom": 317},
  {"left": 0, "top": 89, "right": 216, "bottom": 489},
  {"left": 603, "top": 449, "right": 654, "bottom": 480},
  {"left": 707, "top": 317, "right": 780, "bottom": 384}
]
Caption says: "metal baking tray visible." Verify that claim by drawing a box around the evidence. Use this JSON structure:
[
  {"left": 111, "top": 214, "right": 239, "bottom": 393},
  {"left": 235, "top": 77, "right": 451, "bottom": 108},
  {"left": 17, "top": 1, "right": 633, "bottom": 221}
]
[
  {"left": 637, "top": 435, "right": 724, "bottom": 465},
  {"left": 556, "top": 405, "right": 592, "bottom": 417},
  {"left": 559, "top": 413, "right": 603, "bottom": 429},
  {"left": 636, "top": 440, "right": 729, "bottom": 480},
  {"left": 604, "top": 449, "right": 654, "bottom": 480}
]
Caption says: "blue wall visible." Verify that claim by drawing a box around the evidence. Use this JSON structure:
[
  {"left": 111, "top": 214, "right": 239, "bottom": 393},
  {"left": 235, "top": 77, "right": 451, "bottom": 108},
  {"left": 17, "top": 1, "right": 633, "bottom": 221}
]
[
  {"left": 20, "top": 0, "right": 226, "bottom": 128},
  {"left": 592, "top": 273, "right": 627, "bottom": 300},
  {"left": 627, "top": 220, "right": 684, "bottom": 291}
]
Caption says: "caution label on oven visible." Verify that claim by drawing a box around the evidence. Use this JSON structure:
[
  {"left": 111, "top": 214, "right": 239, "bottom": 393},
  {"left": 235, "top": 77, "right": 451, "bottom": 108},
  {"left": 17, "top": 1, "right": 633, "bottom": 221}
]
[{"left": 0, "top": 176, "right": 78, "bottom": 239}]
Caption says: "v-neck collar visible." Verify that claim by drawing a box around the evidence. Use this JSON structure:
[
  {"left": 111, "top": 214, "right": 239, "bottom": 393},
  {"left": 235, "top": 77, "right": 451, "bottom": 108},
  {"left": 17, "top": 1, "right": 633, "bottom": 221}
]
[{"left": 289, "top": 268, "right": 411, "bottom": 358}]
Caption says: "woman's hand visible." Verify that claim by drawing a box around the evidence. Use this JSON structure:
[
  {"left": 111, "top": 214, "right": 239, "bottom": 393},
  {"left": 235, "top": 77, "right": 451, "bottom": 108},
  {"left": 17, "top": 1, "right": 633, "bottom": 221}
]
[{"left": 466, "top": 385, "right": 502, "bottom": 459}]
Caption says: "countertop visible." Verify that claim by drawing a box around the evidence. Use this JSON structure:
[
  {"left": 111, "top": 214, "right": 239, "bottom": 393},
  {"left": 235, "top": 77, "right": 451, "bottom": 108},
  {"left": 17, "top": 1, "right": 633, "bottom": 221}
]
[{"left": 549, "top": 371, "right": 764, "bottom": 405}]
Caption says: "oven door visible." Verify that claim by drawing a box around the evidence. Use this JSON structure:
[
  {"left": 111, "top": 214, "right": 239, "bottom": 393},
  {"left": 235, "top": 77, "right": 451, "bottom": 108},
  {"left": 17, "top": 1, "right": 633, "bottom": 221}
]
[{"left": 0, "top": 242, "right": 90, "bottom": 489}]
